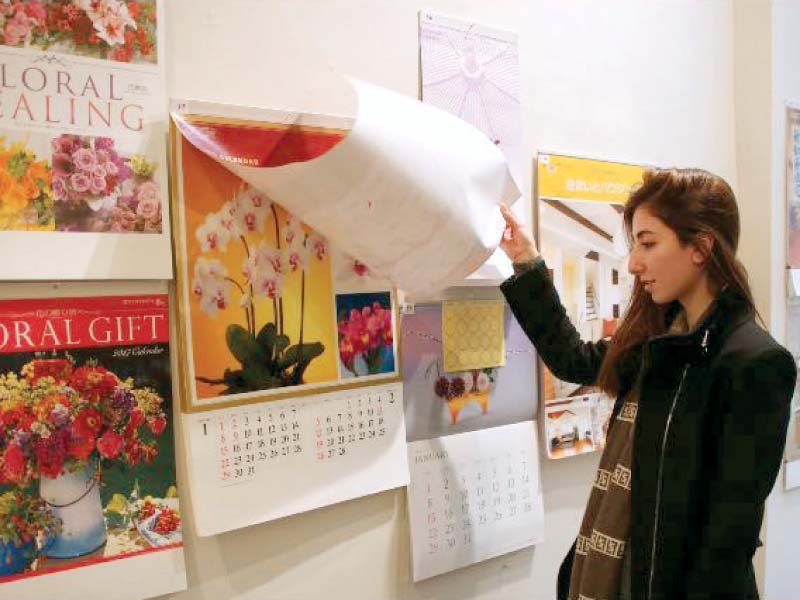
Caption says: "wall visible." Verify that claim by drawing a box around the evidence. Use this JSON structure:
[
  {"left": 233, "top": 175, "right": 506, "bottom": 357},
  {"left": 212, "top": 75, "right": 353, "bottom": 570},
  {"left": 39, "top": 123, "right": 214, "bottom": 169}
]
[
  {"left": 763, "top": 1, "right": 800, "bottom": 598},
  {"left": 162, "top": 1, "right": 738, "bottom": 599}
]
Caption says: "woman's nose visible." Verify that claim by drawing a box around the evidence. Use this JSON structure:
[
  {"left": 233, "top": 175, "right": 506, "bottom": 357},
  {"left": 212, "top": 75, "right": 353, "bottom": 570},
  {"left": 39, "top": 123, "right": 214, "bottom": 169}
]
[{"left": 628, "top": 253, "right": 643, "bottom": 275}]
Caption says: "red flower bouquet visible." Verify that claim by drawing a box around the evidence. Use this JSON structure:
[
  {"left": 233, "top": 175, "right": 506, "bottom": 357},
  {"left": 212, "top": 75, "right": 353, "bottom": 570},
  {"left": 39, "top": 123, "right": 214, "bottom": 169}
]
[
  {"left": 338, "top": 301, "right": 394, "bottom": 376},
  {"left": 0, "top": 357, "right": 167, "bottom": 486}
]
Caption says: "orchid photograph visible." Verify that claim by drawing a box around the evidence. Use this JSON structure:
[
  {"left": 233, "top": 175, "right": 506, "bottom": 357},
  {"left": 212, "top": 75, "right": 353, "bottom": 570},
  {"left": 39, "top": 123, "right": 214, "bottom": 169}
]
[
  {"left": 186, "top": 174, "right": 338, "bottom": 398},
  {"left": 175, "top": 122, "right": 400, "bottom": 409},
  {"left": 0, "top": 0, "right": 158, "bottom": 64},
  {"left": 335, "top": 292, "right": 396, "bottom": 380}
]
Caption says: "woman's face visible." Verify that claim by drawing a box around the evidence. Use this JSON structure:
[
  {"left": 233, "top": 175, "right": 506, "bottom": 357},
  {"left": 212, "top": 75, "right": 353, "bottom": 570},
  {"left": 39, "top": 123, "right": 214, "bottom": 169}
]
[{"left": 627, "top": 205, "right": 707, "bottom": 305}]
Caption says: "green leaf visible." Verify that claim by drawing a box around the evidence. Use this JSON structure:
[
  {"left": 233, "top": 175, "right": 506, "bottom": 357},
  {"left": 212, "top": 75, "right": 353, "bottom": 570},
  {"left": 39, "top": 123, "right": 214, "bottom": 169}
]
[
  {"left": 226, "top": 324, "right": 265, "bottom": 366},
  {"left": 275, "top": 334, "right": 290, "bottom": 357},
  {"left": 223, "top": 368, "right": 241, "bottom": 384},
  {"left": 278, "top": 342, "right": 324, "bottom": 370},
  {"left": 365, "top": 351, "right": 383, "bottom": 374},
  {"left": 256, "top": 323, "right": 277, "bottom": 359},
  {"left": 240, "top": 363, "right": 283, "bottom": 389}
]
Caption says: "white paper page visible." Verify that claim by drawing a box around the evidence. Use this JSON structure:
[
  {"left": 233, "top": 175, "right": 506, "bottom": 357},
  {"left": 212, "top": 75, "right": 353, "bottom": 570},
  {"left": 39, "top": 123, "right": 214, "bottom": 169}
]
[
  {"left": 172, "top": 79, "right": 519, "bottom": 294},
  {"left": 182, "top": 381, "right": 409, "bottom": 536},
  {"left": 406, "top": 421, "right": 545, "bottom": 581},
  {"left": 419, "top": 12, "right": 526, "bottom": 283}
]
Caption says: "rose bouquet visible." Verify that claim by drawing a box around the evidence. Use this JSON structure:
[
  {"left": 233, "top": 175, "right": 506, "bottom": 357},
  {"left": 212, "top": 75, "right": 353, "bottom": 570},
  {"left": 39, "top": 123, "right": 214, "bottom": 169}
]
[
  {"left": 52, "top": 134, "right": 130, "bottom": 208},
  {"left": 0, "top": 357, "right": 167, "bottom": 487},
  {"left": 0, "top": 1, "right": 157, "bottom": 64},
  {"left": 52, "top": 134, "right": 161, "bottom": 233},
  {"left": 337, "top": 301, "right": 394, "bottom": 376},
  {"left": 0, "top": 137, "right": 53, "bottom": 230}
]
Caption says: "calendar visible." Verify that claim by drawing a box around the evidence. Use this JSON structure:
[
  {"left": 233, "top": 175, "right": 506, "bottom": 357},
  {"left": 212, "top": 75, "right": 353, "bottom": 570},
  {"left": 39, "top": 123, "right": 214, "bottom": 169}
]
[
  {"left": 406, "top": 421, "right": 545, "bottom": 581},
  {"left": 182, "top": 382, "right": 409, "bottom": 536}
]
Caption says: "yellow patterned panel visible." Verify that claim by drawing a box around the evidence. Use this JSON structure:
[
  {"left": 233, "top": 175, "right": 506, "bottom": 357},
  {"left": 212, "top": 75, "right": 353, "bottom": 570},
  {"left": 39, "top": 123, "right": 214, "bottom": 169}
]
[{"left": 442, "top": 300, "right": 506, "bottom": 372}]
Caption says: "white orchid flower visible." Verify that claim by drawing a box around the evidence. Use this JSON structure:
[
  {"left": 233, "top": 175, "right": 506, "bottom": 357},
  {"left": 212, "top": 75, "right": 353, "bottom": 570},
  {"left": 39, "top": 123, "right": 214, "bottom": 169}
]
[{"left": 196, "top": 212, "right": 232, "bottom": 253}]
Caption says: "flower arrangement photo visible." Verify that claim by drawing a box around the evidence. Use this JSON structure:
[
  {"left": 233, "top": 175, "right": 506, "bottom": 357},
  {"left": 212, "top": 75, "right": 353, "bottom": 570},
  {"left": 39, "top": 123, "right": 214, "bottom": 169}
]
[
  {"left": 51, "top": 134, "right": 162, "bottom": 233},
  {"left": 191, "top": 185, "right": 333, "bottom": 396},
  {"left": 336, "top": 292, "right": 395, "bottom": 379},
  {"left": 427, "top": 359, "right": 496, "bottom": 425},
  {"left": 0, "top": 355, "right": 169, "bottom": 566},
  {"left": 0, "top": 0, "right": 157, "bottom": 64},
  {"left": 0, "top": 136, "right": 53, "bottom": 231},
  {"left": 0, "top": 489, "right": 60, "bottom": 576},
  {"left": 0, "top": 357, "right": 167, "bottom": 487}
]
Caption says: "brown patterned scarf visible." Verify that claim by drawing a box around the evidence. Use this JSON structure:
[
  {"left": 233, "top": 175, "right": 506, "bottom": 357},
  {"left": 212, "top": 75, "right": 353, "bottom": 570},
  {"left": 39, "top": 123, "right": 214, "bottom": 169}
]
[{"left": 568, "top": 310, "right": 689, "bottom": 600}]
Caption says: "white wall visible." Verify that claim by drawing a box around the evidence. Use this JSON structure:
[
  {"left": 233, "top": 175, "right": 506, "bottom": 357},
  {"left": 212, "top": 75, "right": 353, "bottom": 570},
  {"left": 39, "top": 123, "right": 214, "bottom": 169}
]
[
  {"left": 763, "top": 1, "right": 800, "bottom": 599},
  {"left": 162, "top": 1, "right": 738, "bottom": 599}
]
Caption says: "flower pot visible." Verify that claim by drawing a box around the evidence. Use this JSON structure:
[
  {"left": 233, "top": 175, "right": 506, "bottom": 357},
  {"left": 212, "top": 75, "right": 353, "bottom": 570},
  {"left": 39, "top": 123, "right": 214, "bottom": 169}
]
[
  {"left": 378, "top": 345, "right": 395, "bottom": 373},
  {"left": 0, "top": 539, "right": 35, "bottom": 576},
  {"left": 446, "top": 391, "right": 490, "bottom": 425},
  {"left": 39, "top": 463, "right": 106, "bottom": 559},
  {"left": 351, "top": 354, "right": 369, "bottom": 377}
]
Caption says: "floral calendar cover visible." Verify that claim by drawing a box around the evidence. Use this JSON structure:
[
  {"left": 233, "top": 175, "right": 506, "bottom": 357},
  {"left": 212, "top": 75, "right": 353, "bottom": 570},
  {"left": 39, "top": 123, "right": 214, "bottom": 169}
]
[
  {"left": 171, "top": 107, "right": 400, "bottom": 412},
  {"left": 0, "top": 293, "right": 186, "bottom": 599},
  {"left": 172, "top": 105, "right": 408, "bottom": 537},
  {"left": 0, "top": 0, "right": 171, "bottom": 279}
]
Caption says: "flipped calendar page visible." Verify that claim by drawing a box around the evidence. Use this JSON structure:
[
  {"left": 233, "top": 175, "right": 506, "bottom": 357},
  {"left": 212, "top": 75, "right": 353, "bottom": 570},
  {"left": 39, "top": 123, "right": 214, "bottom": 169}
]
[
  {"left": 401, "top": 301, "right": 545, "bottom": 581},
  {"left": 169, "top": 107, "right": 408, "bottom": 536}
]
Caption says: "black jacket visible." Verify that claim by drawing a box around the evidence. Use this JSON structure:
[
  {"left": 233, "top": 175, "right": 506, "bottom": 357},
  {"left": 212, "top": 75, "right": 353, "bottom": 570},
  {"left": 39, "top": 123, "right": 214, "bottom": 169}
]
[{"left": 501, "top": 259, "right": 797, "bottom": 600}]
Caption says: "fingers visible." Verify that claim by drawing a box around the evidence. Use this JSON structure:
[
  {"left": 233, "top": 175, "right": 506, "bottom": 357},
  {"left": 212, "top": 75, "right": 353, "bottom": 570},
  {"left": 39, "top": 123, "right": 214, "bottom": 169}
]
[{"left": 499, "top": 204, "right": 522, "bottom": 230}]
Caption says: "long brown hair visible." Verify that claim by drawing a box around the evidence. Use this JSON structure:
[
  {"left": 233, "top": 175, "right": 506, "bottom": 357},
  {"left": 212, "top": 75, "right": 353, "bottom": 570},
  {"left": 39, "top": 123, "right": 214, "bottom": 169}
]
[{"left": 595, "top": 167, "right": 757, "bottom": 395}]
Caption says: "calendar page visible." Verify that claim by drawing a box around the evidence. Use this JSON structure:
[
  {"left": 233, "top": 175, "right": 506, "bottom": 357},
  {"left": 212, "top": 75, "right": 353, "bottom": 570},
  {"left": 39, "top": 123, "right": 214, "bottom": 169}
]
[
  {"left": 406, "top": 421, "right": 544, "bottom": 581},
  {"left": 182, "top": 381, "right": 408, "bottom": 536},
  {"left": 402, "top": 301, "right": 537, "bottom": 441}
]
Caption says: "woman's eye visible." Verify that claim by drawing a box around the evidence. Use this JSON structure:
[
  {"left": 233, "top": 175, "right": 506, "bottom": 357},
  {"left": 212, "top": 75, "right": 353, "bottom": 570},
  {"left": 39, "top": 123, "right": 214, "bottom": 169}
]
[{"left": 640, "top": 241, "right": 654, "bottom": 249}]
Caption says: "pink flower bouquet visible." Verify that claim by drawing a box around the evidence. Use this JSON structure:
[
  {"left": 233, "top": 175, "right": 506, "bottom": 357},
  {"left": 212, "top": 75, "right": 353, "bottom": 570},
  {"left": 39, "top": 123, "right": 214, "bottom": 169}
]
[
  {"left": 337, "top": 296, "right": 395, "bottom": 377},
  {"left": 51, "top": 134, "right": 162, "bottom": 233}
]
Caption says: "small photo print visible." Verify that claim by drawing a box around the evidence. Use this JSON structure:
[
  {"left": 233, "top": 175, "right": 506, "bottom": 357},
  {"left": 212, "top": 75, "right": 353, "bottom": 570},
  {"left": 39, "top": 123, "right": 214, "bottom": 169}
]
[
  {"left": 336, "top": 292, "right": 395, "bottom": 379},
  {"left": 544, "top": 394, "right": 597, "bottom": 459}
]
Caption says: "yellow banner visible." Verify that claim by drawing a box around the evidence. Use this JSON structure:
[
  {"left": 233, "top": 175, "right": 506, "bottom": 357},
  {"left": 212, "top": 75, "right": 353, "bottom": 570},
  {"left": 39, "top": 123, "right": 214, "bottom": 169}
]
[{"left": 537, "top": 153, "right": 645, "bottom": 204}]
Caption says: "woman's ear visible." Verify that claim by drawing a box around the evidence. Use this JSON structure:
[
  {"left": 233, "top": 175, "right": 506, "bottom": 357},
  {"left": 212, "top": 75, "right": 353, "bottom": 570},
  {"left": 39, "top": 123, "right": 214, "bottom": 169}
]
[{"left": 692, "top": 233, "right": 714, "bottom": 266}]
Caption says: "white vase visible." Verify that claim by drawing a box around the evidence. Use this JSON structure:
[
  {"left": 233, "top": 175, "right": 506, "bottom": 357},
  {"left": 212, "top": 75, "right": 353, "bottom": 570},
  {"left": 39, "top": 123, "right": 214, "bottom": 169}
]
[{"left": 39, "top": 463, "right": 107, "bottom": 558}]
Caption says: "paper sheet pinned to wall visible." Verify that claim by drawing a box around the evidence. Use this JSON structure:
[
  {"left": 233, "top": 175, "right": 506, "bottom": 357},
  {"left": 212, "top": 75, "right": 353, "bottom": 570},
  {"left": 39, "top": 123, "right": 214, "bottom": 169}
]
[
  {"left": 442, "top": 299, "right": 506, "bottom": 371},
  {"left": 171, "top": 80, "right": 519, "bottom": 294}
]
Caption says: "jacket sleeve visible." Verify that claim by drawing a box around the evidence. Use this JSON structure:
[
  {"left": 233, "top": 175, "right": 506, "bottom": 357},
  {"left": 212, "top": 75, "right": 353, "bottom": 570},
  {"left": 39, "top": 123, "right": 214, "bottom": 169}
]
[
  {"left": 684, "top": 346, "right": 797, "bottom": 598},
  {"left": 500, "top": 257, "right": 609, "bottom": 385}
]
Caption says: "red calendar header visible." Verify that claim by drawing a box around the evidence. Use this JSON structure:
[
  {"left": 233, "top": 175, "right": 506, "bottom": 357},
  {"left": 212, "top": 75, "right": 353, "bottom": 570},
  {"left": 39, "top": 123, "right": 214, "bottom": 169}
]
[{"left": 0, "top": 295, "right": 169, "bottom": 352}]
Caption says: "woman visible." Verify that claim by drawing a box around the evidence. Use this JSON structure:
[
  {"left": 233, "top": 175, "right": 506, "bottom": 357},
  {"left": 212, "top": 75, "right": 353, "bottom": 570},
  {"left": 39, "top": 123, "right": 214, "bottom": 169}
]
[{"left": 499, "top": 168, "right": 797, "bottom": 600}]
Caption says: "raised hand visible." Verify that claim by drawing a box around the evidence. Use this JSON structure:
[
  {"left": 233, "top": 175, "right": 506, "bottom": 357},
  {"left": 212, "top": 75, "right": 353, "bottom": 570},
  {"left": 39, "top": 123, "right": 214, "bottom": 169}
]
[{"left": 499, "top": 204, "right": 539, "bottom": 263}]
